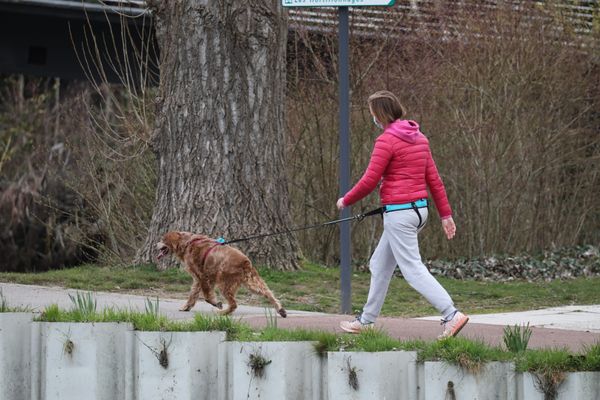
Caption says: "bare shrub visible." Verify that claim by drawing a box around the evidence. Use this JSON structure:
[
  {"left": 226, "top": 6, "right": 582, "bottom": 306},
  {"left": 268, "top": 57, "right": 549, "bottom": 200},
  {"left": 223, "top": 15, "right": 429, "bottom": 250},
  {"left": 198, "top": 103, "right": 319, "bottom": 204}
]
[
  {"left": 0, "top": 5, "right": 157, "bottom": 270},
  {"left": 2, "top": 2, "right": 598, "bottom": 270},
  {"left": 0, "top": 77, "right": 101, "bottom": 271},
  {"left": 62, "top": 84, "right": 156, "bottom": 264},
  {"left": 63, "top": 7, "right": 157, "bottom": 264},
  {"left": 287, "top": 3, "right": 600, "bottom": 265},
  {"left": 406, "top": 4, "right": 600, "bottom": 259}
]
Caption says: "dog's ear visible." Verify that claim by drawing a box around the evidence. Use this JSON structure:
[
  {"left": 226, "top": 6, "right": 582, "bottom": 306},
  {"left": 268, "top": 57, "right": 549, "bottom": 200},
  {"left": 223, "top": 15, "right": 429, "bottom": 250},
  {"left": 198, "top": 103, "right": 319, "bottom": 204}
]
[{"left": 163, "top": 231, "right": 181, "bottom": 249}]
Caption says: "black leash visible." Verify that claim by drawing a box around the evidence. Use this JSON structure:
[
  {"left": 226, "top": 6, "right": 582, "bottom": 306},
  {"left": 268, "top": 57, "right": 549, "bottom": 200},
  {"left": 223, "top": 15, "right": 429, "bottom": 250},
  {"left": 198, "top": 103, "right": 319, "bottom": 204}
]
[{"left": 219, "top": 207, "right": 384, "bottom": 245}]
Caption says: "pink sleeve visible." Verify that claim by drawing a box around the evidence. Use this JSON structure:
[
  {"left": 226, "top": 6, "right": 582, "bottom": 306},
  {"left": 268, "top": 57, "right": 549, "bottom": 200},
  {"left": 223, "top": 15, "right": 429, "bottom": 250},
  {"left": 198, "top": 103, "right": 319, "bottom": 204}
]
[
  {"left": 425, "top": 149, "right": 453, "bottom": 219},
  {"left": 343, "top": 137, "right": 392, "bottom": 207}
]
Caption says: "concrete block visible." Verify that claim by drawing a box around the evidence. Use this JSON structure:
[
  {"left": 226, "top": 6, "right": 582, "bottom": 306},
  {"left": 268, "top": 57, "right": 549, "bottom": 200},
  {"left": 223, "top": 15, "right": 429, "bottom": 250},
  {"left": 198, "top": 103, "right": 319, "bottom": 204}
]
[
  {"left": 127, "top": 331, "right": 225, "bottom": 400},
  {"left": 517, "top": 371, "right": 600, "bottom": 400},
  {"left": 419, "top": 361, "right": 517, "bottom": 400},
  {"left": 0, "top": 313, "right": 33, "bottom": 400},
  {"left": 30, "top": 322, "right": 132, "bottom": 400},
  {"left": 219, "top": 341, "right": 321, "bottom": 400},
  {"left": 558, "top": 372, "right": 600, "bottom": 399},
  {"left": 327, "top": 351, "right": 418, "bottom": 400}
]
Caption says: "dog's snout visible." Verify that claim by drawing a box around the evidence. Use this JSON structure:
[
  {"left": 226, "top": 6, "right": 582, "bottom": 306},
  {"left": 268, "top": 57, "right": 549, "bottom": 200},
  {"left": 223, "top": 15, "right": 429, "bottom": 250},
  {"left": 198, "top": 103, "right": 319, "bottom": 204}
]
[{"left": 156, "top": 241, "right": 170, "bottom": 261}]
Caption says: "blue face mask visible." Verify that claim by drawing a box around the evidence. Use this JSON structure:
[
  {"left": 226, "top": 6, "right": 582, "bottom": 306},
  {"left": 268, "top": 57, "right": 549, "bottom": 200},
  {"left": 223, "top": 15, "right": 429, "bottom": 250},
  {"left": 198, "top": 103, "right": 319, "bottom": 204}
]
[{"left": 373, "top": 116, "right": 383, "bottom": 130}]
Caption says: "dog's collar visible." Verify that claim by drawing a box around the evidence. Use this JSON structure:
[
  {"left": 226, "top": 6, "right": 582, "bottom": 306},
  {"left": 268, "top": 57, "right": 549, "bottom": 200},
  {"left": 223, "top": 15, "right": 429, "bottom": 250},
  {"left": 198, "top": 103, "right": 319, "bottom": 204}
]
[{"left": 188, "top": 237, "right": 222, "bottom": 265}]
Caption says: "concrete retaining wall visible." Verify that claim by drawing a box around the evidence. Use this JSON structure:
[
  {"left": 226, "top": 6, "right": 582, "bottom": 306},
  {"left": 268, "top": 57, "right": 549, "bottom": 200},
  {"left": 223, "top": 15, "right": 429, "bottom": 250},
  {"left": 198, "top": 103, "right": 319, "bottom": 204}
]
[
  {"left": 517, "top": 371, "right": 600, "bottom": 400},
  {"left": 0, "top": 314, "right": 598, "bottom": 400}
]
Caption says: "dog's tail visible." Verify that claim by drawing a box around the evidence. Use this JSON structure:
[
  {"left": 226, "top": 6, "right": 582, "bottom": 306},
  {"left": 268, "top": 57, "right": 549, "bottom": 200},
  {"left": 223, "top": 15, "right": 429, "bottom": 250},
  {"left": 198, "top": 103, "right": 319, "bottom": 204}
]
[{"left": 244, "top": 262, "right": 287, "bottom": 318}]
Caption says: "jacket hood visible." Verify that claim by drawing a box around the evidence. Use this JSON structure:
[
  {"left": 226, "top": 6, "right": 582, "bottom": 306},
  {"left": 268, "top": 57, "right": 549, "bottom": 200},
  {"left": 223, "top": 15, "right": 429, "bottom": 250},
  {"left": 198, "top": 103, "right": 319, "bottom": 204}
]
[{"left": 384, "top": 120, "right": 424, "bottom": 143}]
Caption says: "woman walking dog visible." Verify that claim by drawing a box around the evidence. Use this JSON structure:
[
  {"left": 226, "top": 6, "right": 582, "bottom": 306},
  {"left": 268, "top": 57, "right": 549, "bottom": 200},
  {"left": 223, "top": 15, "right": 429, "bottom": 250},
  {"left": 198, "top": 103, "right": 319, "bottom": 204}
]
[{"left": 338, "top": 90, "right": 468, "bottom": 339}]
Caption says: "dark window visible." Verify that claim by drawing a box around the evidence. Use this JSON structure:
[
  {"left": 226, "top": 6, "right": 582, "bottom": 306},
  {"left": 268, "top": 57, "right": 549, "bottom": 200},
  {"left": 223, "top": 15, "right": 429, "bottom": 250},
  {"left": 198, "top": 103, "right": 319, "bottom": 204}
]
[{"left": 28, "top": 46, "right": 47, "bottom": 65}]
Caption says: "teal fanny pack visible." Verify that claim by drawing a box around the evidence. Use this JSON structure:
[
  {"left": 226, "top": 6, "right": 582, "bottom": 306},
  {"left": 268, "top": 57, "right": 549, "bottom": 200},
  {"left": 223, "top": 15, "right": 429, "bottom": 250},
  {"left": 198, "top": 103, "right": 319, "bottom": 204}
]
[{"left": 384, "top": 199, "right": 428, "bottom": 213}]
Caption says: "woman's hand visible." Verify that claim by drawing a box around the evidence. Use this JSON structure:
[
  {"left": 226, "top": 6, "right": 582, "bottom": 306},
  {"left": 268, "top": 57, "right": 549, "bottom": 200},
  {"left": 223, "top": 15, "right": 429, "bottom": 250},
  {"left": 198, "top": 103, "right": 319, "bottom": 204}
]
[
  {"left": 442, "top": 217, "right": 456, "bottom": 240},
  {"left": 336, "top": 197, "right": 346, "bottom": 210}
]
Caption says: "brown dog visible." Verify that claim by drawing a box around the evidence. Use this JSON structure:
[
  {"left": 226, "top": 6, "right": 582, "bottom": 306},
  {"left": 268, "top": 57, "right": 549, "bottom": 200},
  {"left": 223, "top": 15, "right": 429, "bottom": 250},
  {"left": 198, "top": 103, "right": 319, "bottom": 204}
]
[{"left": 156, "top": 231, "right": 287, "bottom": 317}]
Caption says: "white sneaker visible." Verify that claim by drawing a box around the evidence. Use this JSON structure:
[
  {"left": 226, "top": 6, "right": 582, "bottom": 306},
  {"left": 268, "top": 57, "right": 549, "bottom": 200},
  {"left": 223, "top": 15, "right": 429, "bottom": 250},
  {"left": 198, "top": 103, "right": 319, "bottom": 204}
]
[
  {"left": 439, "top": 311, "right": 469, "bottom": 339},
  {"left": 340, "top": 316, "right": 374, "bottom": 334}
]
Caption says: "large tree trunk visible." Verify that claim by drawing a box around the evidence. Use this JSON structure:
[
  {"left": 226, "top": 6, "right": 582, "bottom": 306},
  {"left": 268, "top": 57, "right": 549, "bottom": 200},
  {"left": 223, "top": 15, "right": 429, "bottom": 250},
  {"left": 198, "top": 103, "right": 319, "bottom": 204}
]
[{"left": 137, "top": 0, "right": 300, "bottom": 270}]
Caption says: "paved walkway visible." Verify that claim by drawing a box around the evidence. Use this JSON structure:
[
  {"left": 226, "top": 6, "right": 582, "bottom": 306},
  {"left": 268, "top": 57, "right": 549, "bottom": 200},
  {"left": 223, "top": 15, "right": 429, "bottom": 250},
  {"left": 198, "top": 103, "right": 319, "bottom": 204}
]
[
  {"left": 418, "top": 305, "right": 600, "bottom": 333},
  {"left": 2, "top": 282, "right": 599, "bottom": 352}
]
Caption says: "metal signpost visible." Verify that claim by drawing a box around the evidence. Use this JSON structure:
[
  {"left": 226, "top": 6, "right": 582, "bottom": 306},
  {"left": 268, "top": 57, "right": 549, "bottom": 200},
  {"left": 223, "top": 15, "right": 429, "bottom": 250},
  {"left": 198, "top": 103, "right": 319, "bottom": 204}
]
[{"left": 282, "top": 0, "right": 395, "bottom": 314}]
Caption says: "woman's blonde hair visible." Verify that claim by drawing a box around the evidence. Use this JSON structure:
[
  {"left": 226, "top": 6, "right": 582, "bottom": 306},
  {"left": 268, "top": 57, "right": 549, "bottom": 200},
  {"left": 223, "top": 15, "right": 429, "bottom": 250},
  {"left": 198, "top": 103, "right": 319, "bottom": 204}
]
[{"left": 367, "top": 91, "right": 406, "bottom": 125}]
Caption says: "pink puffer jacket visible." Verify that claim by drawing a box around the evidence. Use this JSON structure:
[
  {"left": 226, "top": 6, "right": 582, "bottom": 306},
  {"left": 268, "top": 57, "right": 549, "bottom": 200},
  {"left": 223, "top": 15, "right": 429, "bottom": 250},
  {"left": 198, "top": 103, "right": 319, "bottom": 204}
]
[{"left": 342, "top": 119, "right": 452, "bottom": 219}]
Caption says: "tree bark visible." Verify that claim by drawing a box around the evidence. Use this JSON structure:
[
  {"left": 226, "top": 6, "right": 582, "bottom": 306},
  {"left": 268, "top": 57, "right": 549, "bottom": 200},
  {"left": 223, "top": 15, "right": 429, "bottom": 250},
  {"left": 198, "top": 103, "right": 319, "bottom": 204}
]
[{"left": 137, "top": 0, "right": 300, "bottom": 270}]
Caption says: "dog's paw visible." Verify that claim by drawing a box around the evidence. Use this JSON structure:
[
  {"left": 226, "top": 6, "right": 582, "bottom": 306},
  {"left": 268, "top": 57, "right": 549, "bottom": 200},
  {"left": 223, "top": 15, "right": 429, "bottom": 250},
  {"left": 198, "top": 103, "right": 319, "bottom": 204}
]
[
  {"left": 278, "top": 308, "right": 287, "bottom": 318},
  {"left": 179, "top": 305, "right": 192, "bottom": 312},
  {"left": 205, "top": 300, "right": 223, "bottom": 309}
]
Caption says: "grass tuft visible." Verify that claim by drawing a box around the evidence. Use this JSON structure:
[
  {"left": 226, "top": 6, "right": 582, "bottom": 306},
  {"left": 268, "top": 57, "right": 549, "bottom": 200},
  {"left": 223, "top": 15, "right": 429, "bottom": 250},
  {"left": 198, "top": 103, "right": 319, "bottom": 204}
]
[
  {"left": 144, "top": 297, "right": 160, "bottom": 317},
  {"left": 191, "top": 314, "right": 251, "bottom": 340},
  {"left": 417, "top": 337, "right": 510, "bottom": 373},
  {"left": 264, "top": 308, "right": 278, "bottom": 330},
  {"left": 503, "top": 323, "right": 532, "bottom": 353},
  {"left": 248, "top": 352, "right": 271, "bottom": 378},
  {"left": 67, "top": 291, "right": 97, "bottom": 321},
  {"left": 516, "top": 348, "right": 579, "bottom": 373},
  {"left": 313, "top": 332, "right": 339, "bottom": 357},
  {"left": 353, "top": 328, "right": 403, "bottom": 352},
  {"left": 39, "top": 304, "right": 61, "bottom": 322},
  {"left": 580, "top": 343, "right": 600, "bottom": 371},
  {"left": 346, "top": 356, "right": 359, "bottom": 391}
]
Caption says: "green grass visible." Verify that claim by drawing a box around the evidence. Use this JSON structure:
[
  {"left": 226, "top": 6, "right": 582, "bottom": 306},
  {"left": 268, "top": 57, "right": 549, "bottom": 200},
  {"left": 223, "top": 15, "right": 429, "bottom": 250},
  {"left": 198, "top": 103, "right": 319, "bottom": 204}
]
[
  {"left": 2, "top": 261, "right": 600, "bottom": 317},
  {"left": 515, "top": 348, "right": 578, "bottom": 373},
  {"left": 418, "top": 337, "right": 512, "bottom": 373},
  {"left": 514, "top": 343, "right": 600, "bottom": 373},
  {"left": 503, "top": 323, "right": 533, "bottom": 353},
  {"left": 581, "top": 343, "right": 600, "bottom": 371},
  {"left": 38, "top": 303, "right": 252, "bottom": 337},
  {"left": 0, "top": 264, "right": 191, "bottom": 294},
  {"left": 234, "top": 327, "right": 408, "bottom": 354}
]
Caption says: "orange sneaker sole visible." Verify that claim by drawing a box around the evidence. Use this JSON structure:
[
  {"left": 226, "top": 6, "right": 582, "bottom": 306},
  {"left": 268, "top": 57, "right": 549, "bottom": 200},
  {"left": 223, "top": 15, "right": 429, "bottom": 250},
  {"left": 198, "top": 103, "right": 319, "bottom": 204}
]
[{"left": 450, "top": 316, "right": 469, "bottom": 337}]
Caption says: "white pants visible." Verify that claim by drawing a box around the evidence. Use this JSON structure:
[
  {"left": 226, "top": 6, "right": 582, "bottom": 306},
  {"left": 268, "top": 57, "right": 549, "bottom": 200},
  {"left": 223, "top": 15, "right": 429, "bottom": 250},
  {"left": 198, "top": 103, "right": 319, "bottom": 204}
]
[{"left": 360, "top": 207, "right": 457, "bottom": 324}]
